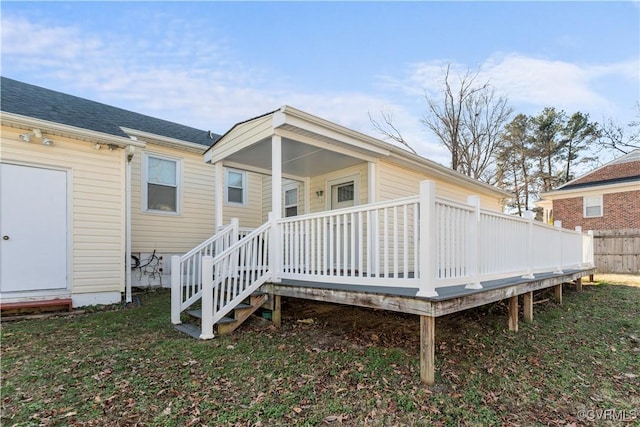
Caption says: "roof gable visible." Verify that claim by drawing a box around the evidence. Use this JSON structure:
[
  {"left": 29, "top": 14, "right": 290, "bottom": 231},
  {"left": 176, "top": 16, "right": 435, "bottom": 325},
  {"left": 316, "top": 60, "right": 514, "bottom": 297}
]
[
  {"left": 557, "top": 149, "right": 640, "bottom": 191},
  {"left": 1, "top": 77, "right": 219, "bottom": 147}
]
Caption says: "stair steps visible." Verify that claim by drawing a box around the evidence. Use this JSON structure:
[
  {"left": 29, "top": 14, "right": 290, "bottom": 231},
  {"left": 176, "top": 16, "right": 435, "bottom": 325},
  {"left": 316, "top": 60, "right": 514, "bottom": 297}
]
[{"left": 175, "top": 292, "right": 269, "bottom": 338}]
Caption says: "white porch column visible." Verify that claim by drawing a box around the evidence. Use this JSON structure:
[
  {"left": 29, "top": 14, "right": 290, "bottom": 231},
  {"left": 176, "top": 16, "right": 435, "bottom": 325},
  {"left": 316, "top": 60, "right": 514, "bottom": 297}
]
[
  {"left": 270, "top": 135, "right": 282, "bottom": 282},
  {"left": 303, "top": 177, "right": 311, "bottom": 214},
  {"left": 367, "top": 161, "right": 376, "bottom": 203},
  {"left": 214, "top": 162, "right": 224, "bottom": 229}
]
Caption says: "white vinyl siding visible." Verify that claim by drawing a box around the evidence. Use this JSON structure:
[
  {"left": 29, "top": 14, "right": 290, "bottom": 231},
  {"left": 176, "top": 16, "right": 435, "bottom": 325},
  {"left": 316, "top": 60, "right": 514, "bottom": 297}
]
[
  {"left": 221, "top": 169, "right": 263, "bottom": 228},
  {"left": 583, "top": 195, "right": 603, "bottom": 218},
  {"left": 131, "top": 144, "right": 216, "bottom": 253},
  {"left": 377, "top": 160, "right": 502, "bottom": 210},
  {"left": 1, "top": 126, "right": 125, "bottom": 294}
]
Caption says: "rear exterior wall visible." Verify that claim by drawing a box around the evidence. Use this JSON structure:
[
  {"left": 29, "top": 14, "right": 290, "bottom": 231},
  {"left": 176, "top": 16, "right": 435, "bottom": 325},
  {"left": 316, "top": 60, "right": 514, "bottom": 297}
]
[{"left": 552, "top": 190, "right": 640, "bottom": 231}]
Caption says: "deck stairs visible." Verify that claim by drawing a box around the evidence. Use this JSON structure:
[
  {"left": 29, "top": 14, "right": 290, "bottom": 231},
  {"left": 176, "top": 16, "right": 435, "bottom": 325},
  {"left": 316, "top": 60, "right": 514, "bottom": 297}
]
[
  {"left": 174, "top": 291, "right": 268, "bottom": 338},
  {"left": 172, "top": 220, "right": 272, "bottom": 339}
]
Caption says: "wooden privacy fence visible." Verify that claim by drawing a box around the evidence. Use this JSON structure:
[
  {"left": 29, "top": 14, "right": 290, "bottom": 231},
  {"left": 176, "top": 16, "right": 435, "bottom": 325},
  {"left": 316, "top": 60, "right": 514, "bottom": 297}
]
[{"left": 593, "top": 229, "right": 640, "bottom": 274}]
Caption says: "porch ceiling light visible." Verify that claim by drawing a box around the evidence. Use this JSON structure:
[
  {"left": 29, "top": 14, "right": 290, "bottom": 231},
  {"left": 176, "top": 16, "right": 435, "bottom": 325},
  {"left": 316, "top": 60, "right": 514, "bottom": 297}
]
[{"left": 42, "top": 137, "right": 54, "bottom": 146}]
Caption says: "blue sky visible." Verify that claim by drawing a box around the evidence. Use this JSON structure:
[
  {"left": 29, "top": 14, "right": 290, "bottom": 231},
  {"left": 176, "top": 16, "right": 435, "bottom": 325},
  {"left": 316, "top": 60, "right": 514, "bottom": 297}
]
[{"left": 2, "top": 1, "right": 639, "bottom": 166}]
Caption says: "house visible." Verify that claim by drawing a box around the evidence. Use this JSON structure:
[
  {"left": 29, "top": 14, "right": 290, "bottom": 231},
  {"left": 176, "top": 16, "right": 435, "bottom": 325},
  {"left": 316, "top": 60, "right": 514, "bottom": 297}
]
[
  {"left": 173, "top": 105, "right": 595, "bottom": 384},
  {"left": 0, "top": 77, "right": 225, "bottom": 307},
  {"left": 1, "top": 77, "right": 595, "bottom": 384},
  {"left": 537, "top": 149, "right": 640, "bottom": 273}
]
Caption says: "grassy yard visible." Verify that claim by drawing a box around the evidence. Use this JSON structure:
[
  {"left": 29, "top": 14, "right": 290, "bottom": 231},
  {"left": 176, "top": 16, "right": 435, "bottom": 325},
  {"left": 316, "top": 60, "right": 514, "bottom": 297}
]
[{"left": 1, "top": 276, "right": 639, "bottom": 426}]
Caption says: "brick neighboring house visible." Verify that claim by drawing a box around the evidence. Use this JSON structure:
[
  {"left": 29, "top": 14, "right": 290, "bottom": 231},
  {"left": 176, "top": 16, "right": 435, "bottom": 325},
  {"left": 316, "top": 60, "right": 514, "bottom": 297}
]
[{"left": 537, "top": 149, "right": 640, "bottom": 273}]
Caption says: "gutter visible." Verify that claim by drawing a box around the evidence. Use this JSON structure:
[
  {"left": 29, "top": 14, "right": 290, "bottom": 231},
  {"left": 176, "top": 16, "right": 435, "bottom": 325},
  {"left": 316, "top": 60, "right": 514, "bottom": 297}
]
[
  {"left": 1, "top": 112, "right": 146, "bottom": 149},
  {"left": 120, "top": 127, "right": 212, "bottom": 153}
]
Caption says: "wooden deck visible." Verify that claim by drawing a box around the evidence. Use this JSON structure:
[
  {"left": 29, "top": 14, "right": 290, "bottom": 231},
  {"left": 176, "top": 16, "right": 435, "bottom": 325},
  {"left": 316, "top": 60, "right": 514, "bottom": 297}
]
[{"left": 265, "top": 267, "right": 595, "bottom": 384}]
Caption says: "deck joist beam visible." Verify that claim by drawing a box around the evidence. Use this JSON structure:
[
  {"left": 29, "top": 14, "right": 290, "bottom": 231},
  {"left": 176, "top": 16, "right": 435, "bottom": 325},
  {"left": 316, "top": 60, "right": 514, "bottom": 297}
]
[{"left": 267, "top": 269, "right": 594, "bottom": 319}]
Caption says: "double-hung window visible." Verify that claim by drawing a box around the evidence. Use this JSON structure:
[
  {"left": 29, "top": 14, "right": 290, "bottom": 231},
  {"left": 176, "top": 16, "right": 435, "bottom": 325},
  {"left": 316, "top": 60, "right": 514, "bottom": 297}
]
[
  {"left": 284, "top": 186, "right": 298, "bottom": 217},
  {"left": 583, "top": 195, "right": 603, "bottom": 218},
  {"left": 144, "top": 154, "right": 180, "bottom": 213},
  {"left": 226, "top": 169, "right": 246, "bottom": 205}
]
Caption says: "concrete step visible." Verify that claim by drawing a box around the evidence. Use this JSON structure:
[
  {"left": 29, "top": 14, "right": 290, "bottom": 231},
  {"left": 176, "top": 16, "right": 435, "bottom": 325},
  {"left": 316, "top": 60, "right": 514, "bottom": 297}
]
[{"left": 174, "top": 323, "right": 202, "bottom": 339}]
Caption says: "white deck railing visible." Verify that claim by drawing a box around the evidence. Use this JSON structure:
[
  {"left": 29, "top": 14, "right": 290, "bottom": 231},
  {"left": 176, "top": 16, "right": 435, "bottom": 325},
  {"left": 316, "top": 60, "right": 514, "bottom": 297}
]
[
  {"left": 278, "top": 196, "right": 420, "bottom": 286},
  {"left": 171, "top": 180, "right": 595, "bottom": 337},
  {"left": 272, "top": 180, "right": 594, "bottom": 297}
]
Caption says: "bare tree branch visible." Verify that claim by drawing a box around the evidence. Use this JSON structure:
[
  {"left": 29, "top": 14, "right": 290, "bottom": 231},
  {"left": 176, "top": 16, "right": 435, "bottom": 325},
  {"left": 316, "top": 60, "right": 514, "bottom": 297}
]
[{"left": 368, "top": 110, "right": 417, "bottom": 154}]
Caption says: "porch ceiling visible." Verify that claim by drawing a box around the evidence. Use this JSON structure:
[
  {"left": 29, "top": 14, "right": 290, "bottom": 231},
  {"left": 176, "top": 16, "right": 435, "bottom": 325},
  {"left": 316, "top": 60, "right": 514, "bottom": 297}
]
[{"left": 225, "top": 137, "right": 366, "bottom": 177}]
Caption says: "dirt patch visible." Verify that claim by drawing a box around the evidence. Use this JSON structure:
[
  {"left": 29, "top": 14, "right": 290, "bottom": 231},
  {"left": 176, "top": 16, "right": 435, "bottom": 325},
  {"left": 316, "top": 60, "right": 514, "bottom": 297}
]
[{"left": 589, "top": 273, "right": 640, "bottom": 286}]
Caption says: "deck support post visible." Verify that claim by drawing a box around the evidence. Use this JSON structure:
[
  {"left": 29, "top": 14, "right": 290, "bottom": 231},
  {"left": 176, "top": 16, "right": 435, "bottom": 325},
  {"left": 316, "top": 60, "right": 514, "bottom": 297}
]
[
  {"left": 554, "top": 284, "right": 563, "bottom": 305},
  {"left": 420, "top": 315, "right": 435, "bottom": 385},
  {"left": 272, "top": 294, "right": 282, "bottom": 328},
  {"left": 575, "top": 277, "right": 582, "bottom": 292},
  {"left": 523, "top": 291, "right": 533, "bottom": 322},
  {"left": 508, "top": 296, "right": 518, "bottom": 332}
]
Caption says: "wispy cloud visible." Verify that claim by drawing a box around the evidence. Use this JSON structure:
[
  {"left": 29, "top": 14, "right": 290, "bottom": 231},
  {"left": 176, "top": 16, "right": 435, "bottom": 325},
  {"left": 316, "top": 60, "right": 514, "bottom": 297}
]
[
  {"left": 1, "top": 12, "right": 425, "bottom": 156},
  {"left": 3, "top": 11, "right": 636, "bottom": 169},
  {"left": 386, "top": 54, "right": 639, "bottom": 118}
]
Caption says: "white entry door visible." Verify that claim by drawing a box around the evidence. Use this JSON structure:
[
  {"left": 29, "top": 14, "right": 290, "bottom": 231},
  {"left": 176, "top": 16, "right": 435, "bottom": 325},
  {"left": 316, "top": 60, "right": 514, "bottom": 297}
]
[{"left": 0, "top": 164, "right": 68, "bottom": 293}]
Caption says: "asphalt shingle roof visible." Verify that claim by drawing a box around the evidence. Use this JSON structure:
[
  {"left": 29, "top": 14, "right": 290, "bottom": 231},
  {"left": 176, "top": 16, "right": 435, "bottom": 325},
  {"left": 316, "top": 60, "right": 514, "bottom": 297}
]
[{"left": 1, "top": 77, "right": 219, "bottom": 147}]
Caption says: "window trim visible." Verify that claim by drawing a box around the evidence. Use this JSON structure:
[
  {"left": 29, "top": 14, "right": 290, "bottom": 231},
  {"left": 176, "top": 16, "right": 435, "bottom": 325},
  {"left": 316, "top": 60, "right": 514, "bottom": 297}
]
[
  {"left": 583, "top": 195, "right": 603, "bottom": 218},
  {"left": 225, "top": 168, "right": 247, "bottom": 206},
  {"left": 142, "top": 153, "right": 182, "bottom": 215}
]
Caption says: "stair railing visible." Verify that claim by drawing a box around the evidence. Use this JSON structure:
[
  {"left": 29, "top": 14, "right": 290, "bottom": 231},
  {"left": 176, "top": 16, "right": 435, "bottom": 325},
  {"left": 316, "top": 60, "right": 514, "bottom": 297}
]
[
  {"left": 199, "top": 221, "right": 272, "bottom": 339},
  {"left": 171, "top": 219, "right": 239, "bottom": 324}
]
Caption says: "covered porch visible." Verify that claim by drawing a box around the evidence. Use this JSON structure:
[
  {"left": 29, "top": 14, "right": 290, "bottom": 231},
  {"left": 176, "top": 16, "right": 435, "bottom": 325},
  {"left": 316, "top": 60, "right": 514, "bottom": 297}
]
[{"left": 171, "top": 106, "right": 596, "bottom": 384}]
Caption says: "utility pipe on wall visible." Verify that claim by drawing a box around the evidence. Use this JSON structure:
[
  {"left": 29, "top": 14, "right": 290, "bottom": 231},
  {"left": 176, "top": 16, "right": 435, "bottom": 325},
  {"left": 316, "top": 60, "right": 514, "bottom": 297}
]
[{"left": 125, "top": 145, "right": 135, "bottom": 304}]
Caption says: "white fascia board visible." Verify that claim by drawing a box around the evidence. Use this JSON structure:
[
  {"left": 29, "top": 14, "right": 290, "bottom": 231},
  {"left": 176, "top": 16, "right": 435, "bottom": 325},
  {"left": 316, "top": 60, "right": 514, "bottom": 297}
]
[
  {"left": 205, "top": 121, "right": 274, "bottom": 164},
  {"left": 1, "top": 112, "right": 146, "bottom": 148},
  {"left": 540, "top": 180, "right": 640, "bottom": 199},
  {"left": 120, "top": 127, "right": 209, "bottom": 153},
  {"left": 274, "top": 106, "right": 390, "bottom": 157}
]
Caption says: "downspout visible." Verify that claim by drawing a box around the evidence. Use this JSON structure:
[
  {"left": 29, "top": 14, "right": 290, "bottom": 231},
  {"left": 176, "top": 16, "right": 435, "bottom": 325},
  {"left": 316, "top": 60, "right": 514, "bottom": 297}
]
[{"left": 125, "top": 145, "right": 136, "bottom": 304}]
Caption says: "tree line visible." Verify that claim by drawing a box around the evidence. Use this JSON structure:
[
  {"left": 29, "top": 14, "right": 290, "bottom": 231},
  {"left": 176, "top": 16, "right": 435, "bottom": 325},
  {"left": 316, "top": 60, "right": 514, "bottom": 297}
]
[{"left": 370, "top": 64, "right": 639, "bottom": 216}]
